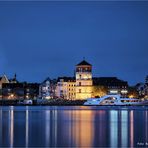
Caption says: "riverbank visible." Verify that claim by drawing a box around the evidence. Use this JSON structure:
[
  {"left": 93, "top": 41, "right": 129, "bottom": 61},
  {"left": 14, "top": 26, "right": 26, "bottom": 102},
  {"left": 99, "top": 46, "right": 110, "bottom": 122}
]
[{"left": 0, "top": 99, "right": 86, "bottom": 106}]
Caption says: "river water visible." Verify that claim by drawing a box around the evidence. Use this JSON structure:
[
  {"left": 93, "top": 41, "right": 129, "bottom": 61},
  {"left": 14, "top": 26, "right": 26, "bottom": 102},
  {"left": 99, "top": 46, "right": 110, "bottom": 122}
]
[{"left": 0, "top": 106, "right": 147, "bottom": 147}]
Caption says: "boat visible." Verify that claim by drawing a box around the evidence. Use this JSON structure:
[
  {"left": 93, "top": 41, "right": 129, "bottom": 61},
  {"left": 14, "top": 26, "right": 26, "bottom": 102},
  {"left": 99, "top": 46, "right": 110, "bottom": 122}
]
[
  {"left": 18, "top": 99, "right": 33, "bottom": 105},
  {"left": 84, "top": 94, "right": 148, "bottom": 106}
]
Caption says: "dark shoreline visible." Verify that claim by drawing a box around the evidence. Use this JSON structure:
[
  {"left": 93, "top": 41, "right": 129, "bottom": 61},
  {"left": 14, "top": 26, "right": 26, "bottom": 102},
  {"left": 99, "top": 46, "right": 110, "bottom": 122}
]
[
  {"left": 0, "top": 99, "right": 86, "bottom": 106},
  {"left": 0, "top": 101, "right": 148, "bottom": 107}
]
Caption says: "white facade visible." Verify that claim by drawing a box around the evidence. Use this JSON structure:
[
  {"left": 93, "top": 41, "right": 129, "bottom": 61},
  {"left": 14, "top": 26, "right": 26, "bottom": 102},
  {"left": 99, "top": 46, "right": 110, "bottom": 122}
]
[
  {"left": 55, "top": 77, "right": 76, "bottom": 99},
  {"left": 39, "top": 78, "right": 50, "bottom": 99},
  {"left": 56, "top": 81, "right": 68, "bottom": 99}
]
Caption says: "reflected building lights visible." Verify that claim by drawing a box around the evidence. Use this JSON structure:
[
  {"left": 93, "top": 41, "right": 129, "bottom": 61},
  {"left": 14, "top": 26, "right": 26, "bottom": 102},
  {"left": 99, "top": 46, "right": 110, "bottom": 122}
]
[
  {"left": 121, "top": 110, "right": 128, "bottom": 147},
  {"left": 110, "top": 110, "right": 118, "bottom": 147},
  {"left": 25, "top": 107, "right": 29, "bottom": 147},
  {"left": 45, "top": 110, "right": 50, "bottom": 147},
  {"left": 96, "top": 111, "right": 106, "bottom": 146},
  {"left": 130, "top": 111, "right": 134, "bottom": 148},
  {"left": 0, "top": 106, "right": 147, "bottom": 147},
  {"left": 72, "top": 110, "right": 94, "bottom": 147},
  {"left": 0, "top": 109, "right": 2, "bottom": 145},
  {"left": 145, "top": 111, "right": 148, "bottom": 142},
  {"left": 52, "top": 110, "right": 57, "bottom": 147},
  {"left": 9, "top": 108, "right": 14, "bottom": 147}
]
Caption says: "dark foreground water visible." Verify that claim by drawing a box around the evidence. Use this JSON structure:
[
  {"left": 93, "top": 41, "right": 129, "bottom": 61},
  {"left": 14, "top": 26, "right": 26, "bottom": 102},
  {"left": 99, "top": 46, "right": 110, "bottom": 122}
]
[{"left": 0, "top": 106, "right": 148, "bottom": 147}]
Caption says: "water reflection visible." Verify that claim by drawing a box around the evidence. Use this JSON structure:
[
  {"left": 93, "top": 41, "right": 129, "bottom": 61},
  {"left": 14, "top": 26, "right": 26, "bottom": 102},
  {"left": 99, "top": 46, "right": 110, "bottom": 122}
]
[
  {"left": 0, "top": 109, "right": 2, "bottom": 145},
  {"left": 130, "top": 111, "right": 134, "bottom": 147},
  {"left": 110, "top": 110, "right": 118, "bottom": 147},
  {"left": 25, "top": 107, "right": 29, "bottom": 147},
  {"left": 9, "top": 107, "right": 14, "bottom": 147},
  {"left": 0, "top": 106, "right": 147, "bottom": 147}
]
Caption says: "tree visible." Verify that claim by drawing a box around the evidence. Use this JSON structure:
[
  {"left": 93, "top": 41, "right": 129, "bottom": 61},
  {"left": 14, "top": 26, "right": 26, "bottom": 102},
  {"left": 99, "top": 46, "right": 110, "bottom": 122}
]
[
  {"left": 92, "top": 85, "right": 107, "bottom": 98},
  {"left": 128, "top": 86, "right": 139, "bottom": 98}
]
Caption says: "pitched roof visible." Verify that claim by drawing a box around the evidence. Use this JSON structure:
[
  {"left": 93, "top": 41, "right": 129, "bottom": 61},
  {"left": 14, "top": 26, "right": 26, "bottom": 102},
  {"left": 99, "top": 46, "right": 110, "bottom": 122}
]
[
  {"left": 57, "top": 77, "right": 75, "bottom": 82},
  {"left": 93, "top": 77, "right": 128, "bottom": 86},
  {"left": 42, "top": 77, "right": 50, "bottom": 83},
  {"left": 76, "top": 60, "right": 91, "bottom": 66}
]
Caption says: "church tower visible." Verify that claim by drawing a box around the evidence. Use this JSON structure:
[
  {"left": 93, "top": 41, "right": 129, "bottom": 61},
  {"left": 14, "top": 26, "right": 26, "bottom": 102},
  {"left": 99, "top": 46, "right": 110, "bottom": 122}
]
[{"left": 75, "top": 60, "right": 92, "bottom": 100}]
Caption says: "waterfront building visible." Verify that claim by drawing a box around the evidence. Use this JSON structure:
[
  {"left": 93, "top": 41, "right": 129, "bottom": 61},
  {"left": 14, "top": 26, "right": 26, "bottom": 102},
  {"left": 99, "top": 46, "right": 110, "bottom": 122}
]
[
  {"left": 136, "top": 75, "right": 148, "bottom": 98},
  {"left": 56, "top": 77, "right": 75, "bottom": 99},
  {"left": 67, "top": 79, "right": 76, "bottom": 100},
  {"left": 2, "top": 82, "right": 39, "bottom": 99},
  {"left": 93, "top": 77, "right": 128, "bottom": 97},
  {"left": 24, "top": 83, "right": 39, "bottom": 99},
  {"left": 50, "top": 79, "right": 58, "bottom": 99},
  {"left": 75, "top": 60, "right": 93, "bottom": 100},
  {"left": 0, "top": 75, "right": 9, "bottom": 88},
  {"left": 54, "top": 60, "right": 129, "bottom": 100},
  {"left": 1, "top": 60, "right": 131, "bottom": 100},
  {"left": 39, "top": 78, "right": 57, "bottom": 99},
  {"left": 0, "top": 75, "right": 9, "bottom": 99},
  {"left": 39, "top": 78, "right": 51, "bottom": 99},
  {"left": 2, "top": 83, "right": 24, "bottom": 99}
]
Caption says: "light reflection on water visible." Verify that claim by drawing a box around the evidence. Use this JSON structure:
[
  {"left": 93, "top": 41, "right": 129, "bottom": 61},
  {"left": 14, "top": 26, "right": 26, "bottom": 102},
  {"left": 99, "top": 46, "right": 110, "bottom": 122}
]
[{"left": 0, "top": 106, "right": 147, "bottom": 147}]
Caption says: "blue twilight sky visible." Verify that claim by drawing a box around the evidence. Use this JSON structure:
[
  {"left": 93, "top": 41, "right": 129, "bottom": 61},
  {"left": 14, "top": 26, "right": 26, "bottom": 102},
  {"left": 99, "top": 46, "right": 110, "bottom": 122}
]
[{"left": 0, "top": 1, "right": 148, "bottom": 85}]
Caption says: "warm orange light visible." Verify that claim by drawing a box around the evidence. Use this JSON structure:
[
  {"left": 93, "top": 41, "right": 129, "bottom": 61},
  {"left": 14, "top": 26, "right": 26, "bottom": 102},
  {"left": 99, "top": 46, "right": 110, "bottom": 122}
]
[
  {"left": 10, "top": 94, "right": 14, "bottom": 97},
  {"left": 129, "top": 95, "right": 134, "bottom": 98}
]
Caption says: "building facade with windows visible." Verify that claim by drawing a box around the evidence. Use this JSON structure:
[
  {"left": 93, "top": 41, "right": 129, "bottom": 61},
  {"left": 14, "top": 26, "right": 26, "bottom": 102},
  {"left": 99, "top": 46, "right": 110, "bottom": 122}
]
[
  {"left": 75, "top": 60, "right": 93, "bottom": 100},
  {"left": 2, "top": 82, "right": 39, "bottom": 100},
  {"left": 40, "top": 60, "right": 129, "bottom": 100},
  {"left": 56, "top": 77, "right": 75, "bottom": 99},
  {"left": 136, "top": 75, "right": 148, "bottom": 98},
  {"left": 93, "top": 77, "right": 128, "bottom": 97},
  {"left": 0, "top": 75, "right": 9, "bottom": 99},
  {"left": 39, "top": 78, "right": 51, "bottom": 99}
]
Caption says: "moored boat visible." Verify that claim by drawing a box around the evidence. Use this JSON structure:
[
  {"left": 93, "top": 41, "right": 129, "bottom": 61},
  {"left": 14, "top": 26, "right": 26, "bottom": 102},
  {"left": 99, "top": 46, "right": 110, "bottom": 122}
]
[{"left": 84, "top": 94, "right": 148, "bottom": 106}]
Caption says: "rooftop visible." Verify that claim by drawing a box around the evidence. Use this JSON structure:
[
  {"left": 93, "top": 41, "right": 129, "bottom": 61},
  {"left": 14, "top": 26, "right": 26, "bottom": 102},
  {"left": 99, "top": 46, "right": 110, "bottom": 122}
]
[{"left": 76, "top": 60, "right": 92, "bottom": 66}]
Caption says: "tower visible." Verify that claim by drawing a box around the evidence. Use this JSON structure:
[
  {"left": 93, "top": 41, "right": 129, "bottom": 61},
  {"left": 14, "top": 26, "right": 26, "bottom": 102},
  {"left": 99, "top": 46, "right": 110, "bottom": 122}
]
[{"left": 75, "top": 60, "right": 92, "bottom": 100}]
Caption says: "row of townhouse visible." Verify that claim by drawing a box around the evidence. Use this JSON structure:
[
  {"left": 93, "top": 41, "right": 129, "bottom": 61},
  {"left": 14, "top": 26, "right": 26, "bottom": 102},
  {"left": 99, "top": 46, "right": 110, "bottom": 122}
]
[
  {"left": 0, "top": 74, "right": 39, "bottom": 99},
  {"left": 136, "top": 75, "right": 148, "bottom": 98},
  {"left": 39, "top": 60, "right": 129, "bottom": 100},
  {"left": 2, "top": 60, "right": 144, "bottom": 100}
]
